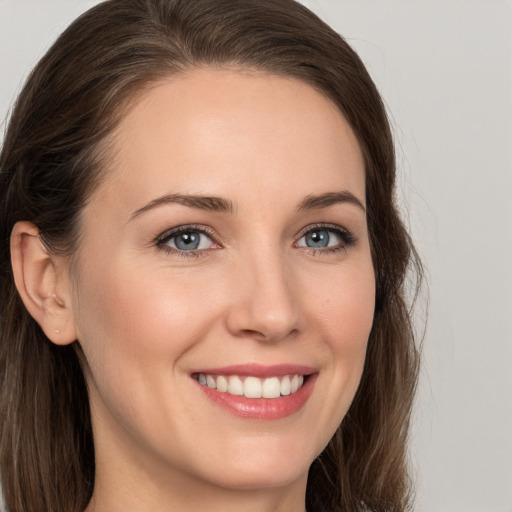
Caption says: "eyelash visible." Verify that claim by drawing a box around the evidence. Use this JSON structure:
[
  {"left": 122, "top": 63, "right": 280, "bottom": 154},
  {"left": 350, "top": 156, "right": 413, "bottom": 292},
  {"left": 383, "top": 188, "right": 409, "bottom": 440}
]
[
  {"left": 155, "top": 223, "right": 357, "bottom": 259},
  {"left": 294, "top": 223, "right": 358, "bottom": 256},
  {"left": 155, "top": 225, "right": 219, "bottom": 259}
]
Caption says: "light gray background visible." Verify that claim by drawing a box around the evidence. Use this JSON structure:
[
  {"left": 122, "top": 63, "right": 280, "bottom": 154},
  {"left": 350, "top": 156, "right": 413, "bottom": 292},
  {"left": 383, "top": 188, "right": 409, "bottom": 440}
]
[{"left": 1, "top": 1, "right": 511, "bottom": 511}]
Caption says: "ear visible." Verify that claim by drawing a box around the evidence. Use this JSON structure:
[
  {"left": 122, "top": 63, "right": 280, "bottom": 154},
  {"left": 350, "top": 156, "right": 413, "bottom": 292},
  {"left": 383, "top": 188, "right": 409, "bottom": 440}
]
[{"left": 10, "top": 221, "right": 77, "bottom": 345}]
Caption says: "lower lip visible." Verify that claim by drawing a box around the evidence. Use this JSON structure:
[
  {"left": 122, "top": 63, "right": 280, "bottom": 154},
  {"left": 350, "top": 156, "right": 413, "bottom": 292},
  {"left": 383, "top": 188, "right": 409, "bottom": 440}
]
[{"left": 195, "top": 374, "right": 317, "bottom": 420}]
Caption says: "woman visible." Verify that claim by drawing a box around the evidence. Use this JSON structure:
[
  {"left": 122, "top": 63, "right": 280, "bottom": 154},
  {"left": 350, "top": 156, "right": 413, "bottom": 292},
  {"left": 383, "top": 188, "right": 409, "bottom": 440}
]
[{"left": 0, "top": 1, "right": 422, "bottom": 511}]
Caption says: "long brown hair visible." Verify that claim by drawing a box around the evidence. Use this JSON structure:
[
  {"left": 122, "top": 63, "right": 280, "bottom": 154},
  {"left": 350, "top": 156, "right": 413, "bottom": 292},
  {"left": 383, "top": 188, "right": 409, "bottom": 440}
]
[{"left": 0, "top": 1, "right": 422, "bottom": 511}]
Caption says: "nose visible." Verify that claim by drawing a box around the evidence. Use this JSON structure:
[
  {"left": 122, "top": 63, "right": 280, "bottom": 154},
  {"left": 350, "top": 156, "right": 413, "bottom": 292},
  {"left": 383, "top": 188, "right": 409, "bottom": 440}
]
[{"left": 225, "top": 250, "right": 301, "bottom": 343}]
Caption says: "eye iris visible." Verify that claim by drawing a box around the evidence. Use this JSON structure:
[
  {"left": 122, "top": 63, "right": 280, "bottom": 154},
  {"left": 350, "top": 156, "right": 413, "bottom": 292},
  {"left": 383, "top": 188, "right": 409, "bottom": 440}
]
[
  {"left": 175, "top": 232, "right": 200, "bottom": 250},
  {"left": 306, "top": 230, "right": 330, "bottom": 248}
]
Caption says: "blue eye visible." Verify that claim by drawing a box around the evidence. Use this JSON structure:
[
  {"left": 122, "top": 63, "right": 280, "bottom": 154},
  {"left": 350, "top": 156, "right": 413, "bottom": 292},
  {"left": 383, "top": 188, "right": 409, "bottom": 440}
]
[
  {"left": 158, "top": 227, "right": 216, "bottom": 253},
  {"left": 296, "top": 225, "right": 356, "bottom": 252},
  {"left": 302, "top": 229, "right": 337, "bottom": 248}
]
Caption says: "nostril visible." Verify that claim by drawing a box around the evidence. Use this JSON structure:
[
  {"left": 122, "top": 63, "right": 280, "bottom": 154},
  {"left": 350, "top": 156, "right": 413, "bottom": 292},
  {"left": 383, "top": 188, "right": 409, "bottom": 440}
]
[{"left": 239, "top": 326, "right": 299, "bottom": 343}]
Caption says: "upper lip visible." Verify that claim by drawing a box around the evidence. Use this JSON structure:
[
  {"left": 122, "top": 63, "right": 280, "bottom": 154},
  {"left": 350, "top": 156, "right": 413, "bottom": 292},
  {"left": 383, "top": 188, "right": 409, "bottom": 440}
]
[{"left": 191, "top": 363, "right": 317, "bottom": 378}]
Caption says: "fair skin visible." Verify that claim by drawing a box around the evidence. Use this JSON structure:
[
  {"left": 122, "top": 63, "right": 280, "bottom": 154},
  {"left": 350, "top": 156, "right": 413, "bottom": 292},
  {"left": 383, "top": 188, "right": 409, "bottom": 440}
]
[{"left": 11, "top": 69, "right": 375, "bottom": 512}]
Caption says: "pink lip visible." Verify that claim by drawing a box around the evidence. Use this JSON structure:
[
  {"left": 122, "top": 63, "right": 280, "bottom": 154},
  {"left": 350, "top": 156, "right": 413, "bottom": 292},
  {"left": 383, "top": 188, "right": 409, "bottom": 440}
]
[
  {"left": 192, "top": 363, "right": 317, "bottom": 378},
  {"left": 192, "top": 364, "right": 318, "bottom": 420}
]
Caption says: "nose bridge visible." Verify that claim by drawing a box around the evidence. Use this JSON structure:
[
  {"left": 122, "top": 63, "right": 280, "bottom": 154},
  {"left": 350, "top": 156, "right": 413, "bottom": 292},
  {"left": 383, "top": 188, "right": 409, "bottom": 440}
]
[{"left": 226, "top": 240, "right": 300, "bottom": 342}]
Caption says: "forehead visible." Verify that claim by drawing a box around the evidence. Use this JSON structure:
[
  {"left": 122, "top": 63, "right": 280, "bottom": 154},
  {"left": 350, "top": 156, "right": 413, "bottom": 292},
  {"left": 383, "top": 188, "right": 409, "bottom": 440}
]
[{"left": 93, "top": 68, "right": 365, "bottom": 214}]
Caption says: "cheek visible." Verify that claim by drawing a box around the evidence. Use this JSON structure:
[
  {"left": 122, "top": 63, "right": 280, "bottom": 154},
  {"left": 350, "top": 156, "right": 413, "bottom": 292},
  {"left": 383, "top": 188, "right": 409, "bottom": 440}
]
[
  {"left": 311, "top": 257, "right": 375, "bottom": 351},
  {"left": 73, "top": 257, "right": 223, "bottom": 369},
  {"left": 291, "top": 255, "right": 375, "bottom": 454},
  {"left": 311, "top": 255, "right": 375, "bottom": 387},
  {"left": 72, "top": 259, "right": 222, "bottom": 435}
]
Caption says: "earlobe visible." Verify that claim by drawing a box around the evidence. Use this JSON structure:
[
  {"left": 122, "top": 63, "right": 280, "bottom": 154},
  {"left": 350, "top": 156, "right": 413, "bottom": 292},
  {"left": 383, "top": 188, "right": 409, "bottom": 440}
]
[{"left": 10, "top": 221, "right": 77, "bottom": 346}]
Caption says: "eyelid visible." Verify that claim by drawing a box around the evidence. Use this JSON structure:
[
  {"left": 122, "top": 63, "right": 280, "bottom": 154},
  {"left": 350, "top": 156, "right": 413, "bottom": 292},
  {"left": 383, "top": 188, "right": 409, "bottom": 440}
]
[
  {"left": 153, "top": 222, "right": 356, "bottom": 258},
  {"left": 295, "top": 223, "right": 355, "bottom": 241},
  {"left": 155, "top": 224, "right": 218, "bottom": 243},
  {"left": 155, "top": 224, "right": 222, "bottom": 256},
  {"left": 294, "top": 223, "right": 358, "bottom": 251}
]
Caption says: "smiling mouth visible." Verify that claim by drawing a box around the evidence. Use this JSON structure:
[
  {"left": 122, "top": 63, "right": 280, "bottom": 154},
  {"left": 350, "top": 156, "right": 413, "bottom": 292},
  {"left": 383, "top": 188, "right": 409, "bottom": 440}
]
[{"left": 193, "top": 373, "right": 306, "bottom": 399}]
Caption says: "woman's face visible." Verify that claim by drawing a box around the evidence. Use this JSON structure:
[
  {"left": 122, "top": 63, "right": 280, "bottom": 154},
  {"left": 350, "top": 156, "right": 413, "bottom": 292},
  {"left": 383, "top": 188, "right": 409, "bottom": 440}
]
[{"left": 71, "top": 69, "right": 375, "bottom": 497}]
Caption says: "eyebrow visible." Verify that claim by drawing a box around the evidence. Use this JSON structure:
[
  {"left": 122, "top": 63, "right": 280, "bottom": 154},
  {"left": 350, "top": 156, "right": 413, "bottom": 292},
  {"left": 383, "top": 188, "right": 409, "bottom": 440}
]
[
  {"left": 129, "top": 194, "right": 236, "bottom": 220},
  {"left": 297, "top": 191, "right": 366, "bottom": 212},
  {"left": 130, "top": 189, "right": 365, "bottom": 221}
]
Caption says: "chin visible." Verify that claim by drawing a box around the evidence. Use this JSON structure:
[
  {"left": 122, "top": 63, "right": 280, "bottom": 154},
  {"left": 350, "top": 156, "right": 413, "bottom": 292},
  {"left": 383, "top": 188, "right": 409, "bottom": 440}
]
[
  {"left": 191, "top": 438, "right": 316, "bottom": 491},
  {"left": 208, "top": 463, "right": 309, "bottom": 492}
]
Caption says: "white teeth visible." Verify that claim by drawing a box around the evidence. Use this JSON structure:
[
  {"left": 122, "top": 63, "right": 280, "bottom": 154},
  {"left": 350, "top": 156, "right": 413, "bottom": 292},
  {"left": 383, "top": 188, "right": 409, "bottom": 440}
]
[
  {"left": 227, "top": 375, "right": 244, "bottom": 395},
  {"left": 206, "top": 375, "right": 216, "bottom": 389},
  {"left": 262, "top": 377, "right": 281, "bottom": 398},
  {"left": 217, "top": 375, "right": 228, "bottom": 392},
  {"left": 290, "top": 374, "right": 299, "bottom": 393},
  {"left": 280, "top": 375, "right": 291, "bottom": 396},
  {"left": 196, "top": 373, "right": 306, "bottom": 399},
  {"left": 243, "top": 376, "right": 262, "bottom": 398}
]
